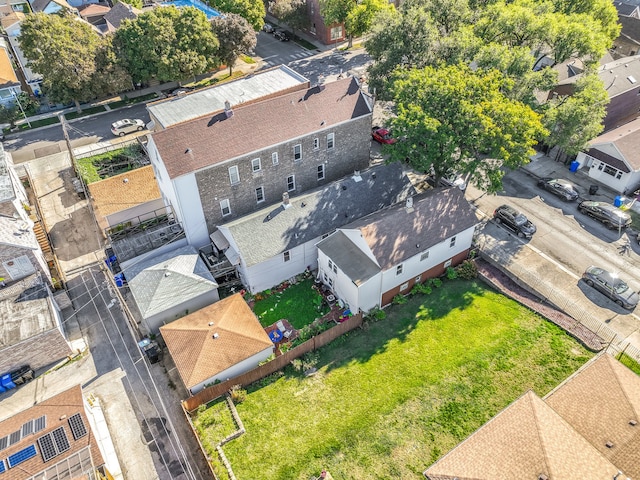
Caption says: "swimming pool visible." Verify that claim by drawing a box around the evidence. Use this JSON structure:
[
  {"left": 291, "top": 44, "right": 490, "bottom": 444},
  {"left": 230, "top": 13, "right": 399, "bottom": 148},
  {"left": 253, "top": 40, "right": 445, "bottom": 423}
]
[{"left": 162, "top": 0, "right": 221, "bottom": 19}]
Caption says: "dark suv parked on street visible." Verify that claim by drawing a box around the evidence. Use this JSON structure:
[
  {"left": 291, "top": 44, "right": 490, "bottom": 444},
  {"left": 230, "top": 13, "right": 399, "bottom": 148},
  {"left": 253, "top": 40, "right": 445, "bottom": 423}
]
[
  {"left": 493, "top": 204, "right": 537, "bottom": 238},
  {"left": 578, "top": 200, "right": 631, "bottom": 229},
  {"left": 537, "top": 178, "right": 580, "bottom": 201}
]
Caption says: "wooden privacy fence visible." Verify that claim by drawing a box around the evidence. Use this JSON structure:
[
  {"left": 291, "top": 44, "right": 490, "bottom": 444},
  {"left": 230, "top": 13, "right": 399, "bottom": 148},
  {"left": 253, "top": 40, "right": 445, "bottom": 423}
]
[{"left": 183, "top": 313, "right": 363, "bottom": 412}]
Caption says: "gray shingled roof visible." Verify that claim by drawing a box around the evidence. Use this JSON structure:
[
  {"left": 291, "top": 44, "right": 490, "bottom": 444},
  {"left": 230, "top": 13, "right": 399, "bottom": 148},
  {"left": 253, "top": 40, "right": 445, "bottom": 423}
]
[
  {"left": 557, "top": 55, "right": 640, "bottom": 98},
  {"left": 344, "top": 188, "right": 478, "bottom": 271},
  {"left": 589, "top": 116, "right": 640, "bottom": 170},
  {"left": 317, "top": 231, "right": 380, "bottom": 285},
  {"left": 151, "top": 77, "right": 373, "bottom": 179},
  {"left": 103, "top": 1, "right": 140, "bottom": 29},
  {"left": 127, "top": 245, "right": 217, "bottom": 319},
  {"left": 147, "top": 65, "right": 309, "bottom": 130},
  {"left": 220, "top": 162, "right": 415, "bottom": 267}
]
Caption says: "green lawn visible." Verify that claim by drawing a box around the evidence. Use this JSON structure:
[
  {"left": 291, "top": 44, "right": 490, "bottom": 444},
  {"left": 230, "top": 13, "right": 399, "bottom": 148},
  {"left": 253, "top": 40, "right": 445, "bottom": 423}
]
[
  {"left": 252, "top": 278, "right": 329, "bottom": 329},
  {"left": 199, "top": 280, "right": 593, "bottom": 479},
  {"left": 76, "top": 144, "right": 146, "bottom": 184}
]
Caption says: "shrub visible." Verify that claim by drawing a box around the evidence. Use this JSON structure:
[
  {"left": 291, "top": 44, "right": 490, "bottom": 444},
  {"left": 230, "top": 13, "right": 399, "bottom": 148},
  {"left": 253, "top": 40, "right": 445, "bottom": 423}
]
[
  {"left": 446, "top": 267, "right": 458, "bottom": 280},
  {"left": 432, "top": 278, "right": 443, "bottom": 288},
  {"left": 229, "top": 385, "right": 247, "bottom": 404},
  {"left": 302, "top": 352, "right": 319, "bottom": 371},
  {"left": 412, "top": 282, "right": 433, "bottom": 295},
  {"left": 455, "top": 260, "right": 478, "bottom": 280},
  {"left": 392, "top": 294, "right": 408, "bottom": 305},
  {"left": 365, "top": 307, "right": 386, "bottom": 322}
]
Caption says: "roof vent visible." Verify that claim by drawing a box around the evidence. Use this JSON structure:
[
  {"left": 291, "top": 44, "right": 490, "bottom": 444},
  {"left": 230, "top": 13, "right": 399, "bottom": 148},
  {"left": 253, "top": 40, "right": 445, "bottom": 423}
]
[
  {"left": 123, "top": 178, "right": 129, "bottom": 183},
  {"left": 213, "top": 333, "right": 219, "bottom": 339},
  {"left": 628, "top": 75, "right": 637, "bottom": 84},
  {"left": 352, "top": 170, "right": 362, "bottom": 182},
  {"left": 629, "top": 419, "right": 638, "bottom": 426},
  {"left": 538, "top": 475, "right": 549, "bottom": 480},
  {"left": 224, "top": 100, "right": 233, "bottom": 118},
  {"left": 164, "top": 271, "right": 171, "bottom": 277},
  {"left": 371, "top": 172, "right": 376, "bottom": 180},
  {"left": 606, "top": 441, "right": 614, "bottom": 448},
  {"left": 405, "top": 197, "right": 414, "bottom": 212},
  {"left": 282, "top": 192, "right": 291, "bottom": 209},
  {"left": 185, "top": 148, "right": 192, "bottom": 154},
  {"left": 342, "top": 185, "right": 347, "bottom": 190},
  {"left": 208, "top": 322, "right": 214, "bottom": 326}
]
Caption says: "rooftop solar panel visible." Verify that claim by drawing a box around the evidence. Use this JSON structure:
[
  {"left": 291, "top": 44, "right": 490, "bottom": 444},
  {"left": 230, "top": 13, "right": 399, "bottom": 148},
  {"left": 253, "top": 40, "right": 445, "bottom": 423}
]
[
  {"left": 37, "top": 433, "right": 57, "bottom": 463},
  {"left": 0, "top": 436, "right": 7, "bottom": 452},
  {"left": 52, "top": 427, "right": 70, "bottom": 454},
  {"left": 7, "top": 444, "right": 37, "bottom": 468},
  {"left": 0, "top": 459, "right": 5, "bottom": 473},
  {"left": 68, "top": 413, "right": 87, "bottom": 440},
  {"left": 22, "top": 419, "right": 33, "bottom": 437},
  {"left": 8, "top": 431, "right": 20, "bottom": 447},
  {"left": 34, "top": 415, "right": 46, "bottom": 433}
]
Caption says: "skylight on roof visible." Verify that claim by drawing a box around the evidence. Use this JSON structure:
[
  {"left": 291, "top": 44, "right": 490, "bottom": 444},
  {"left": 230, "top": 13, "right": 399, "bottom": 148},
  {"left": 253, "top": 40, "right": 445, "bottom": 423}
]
[{"left": 628, "top": 75, "right": 637, "bottom": 84}]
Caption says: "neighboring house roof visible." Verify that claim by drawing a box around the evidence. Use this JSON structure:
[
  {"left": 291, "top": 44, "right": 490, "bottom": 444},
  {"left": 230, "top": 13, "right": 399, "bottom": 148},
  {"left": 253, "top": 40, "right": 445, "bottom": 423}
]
[
  {"left": 88, "top": 165, "right": 161, "bottom": 218},
  {"left": 127, "top": 245, "right": 217, "bottom": 319},
  {"left": 29, "top": 0, "right": 74, "bottom": 13},
  {"left": 588, "top": 116, "right": 640, "bottom": 170},
  {"left": 317, "top": 230, "right": 380, "bottom": 285},
  {"left": 424, "top": 390, "right": 621, "bottom": 480},
  {"left": 0, "top": 147, "right": 16, "bottom": 203},
  {"left": 615, "top": 1, "right": 640, "bottom": 17},
  {"left": 0, "top": 385, "right": 104, "bottom": 480},
  {"left": 0, "top": 11, "right": 24, "bottom": 30},
  {"left": 147, "top": 65, "right": 309, "bottom": 130},
  {"left": 78, "top": 2, "right": 109, "bottom": 19},
  {"left": 160, "top": 293, "right": 272, "bottom": 390},
  {"left": 152, "top": 77, "right": 373, "bottom": 179},
  {"left": 0, "top": 277, "right": 56, "bottom": 349},
  {"left": 557, "top": 55, "right": 640, "bottom": 98},
  {"left": 0, "top": 214, "right": 37, "bottom": 249},
  {"left": 220, "top": 163, "right": 415, "bottom": 268},
  {"left": 545, "top": 354, "right": 640, "bottom": 479},
  {"left": 103, "top": 0, "right": 140, "bottom": 30},
  {"left": 343, "top": 187, "right": 478, "bottom": 271}
]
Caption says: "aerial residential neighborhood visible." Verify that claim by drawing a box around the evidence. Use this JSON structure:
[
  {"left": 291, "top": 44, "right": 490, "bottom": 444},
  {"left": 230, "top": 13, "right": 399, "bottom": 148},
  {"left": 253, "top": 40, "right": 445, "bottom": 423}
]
[{"left": 1, "top": 0, "right": 640, "bottom": 479}]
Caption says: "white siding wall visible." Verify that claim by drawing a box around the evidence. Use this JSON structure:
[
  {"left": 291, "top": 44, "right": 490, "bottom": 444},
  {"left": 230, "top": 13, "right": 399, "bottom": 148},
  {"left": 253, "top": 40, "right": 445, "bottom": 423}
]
[
  {"left": 380, "top": 227, "right": 475, "bottom": 292},
  {"left": 148, "top": 137, "right": 178, "bottom": 212},
  {"left": 190, "top": 346, "right": 274, "bottom": 394},
  {"left": 578, "top": 150, "right": 640, "bottom": 194},
  {"left": 144, "top": 289, "right": 220, "bottom": 333},
  {"left": 173, "top": 175, "right": 209, "bottom": 247},
  {"left": 105, "top": 198, "right": 166, "bottom": 228}
]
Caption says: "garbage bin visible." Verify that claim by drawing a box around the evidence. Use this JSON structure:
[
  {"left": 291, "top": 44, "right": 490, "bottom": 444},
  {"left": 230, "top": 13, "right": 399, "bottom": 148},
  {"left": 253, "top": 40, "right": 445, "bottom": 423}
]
[
  {"left": 614, "top": 195, "right": 625, "bottom": 207},
  {"left": 569, "top": 160, "right": 580, "bottom": 172},
  {"left": 589, "top": 185, "right": 599, "bottom": 195}
]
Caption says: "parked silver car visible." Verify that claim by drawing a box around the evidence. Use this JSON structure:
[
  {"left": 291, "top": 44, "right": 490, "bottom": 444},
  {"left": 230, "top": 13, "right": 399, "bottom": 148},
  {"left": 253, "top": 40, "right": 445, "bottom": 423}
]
[
  {"left": 111, "top": 118, "right": 145, "bottom": 137},
  {"left": 578, "top": 201, "right": 631, "bottom": 229},
  {"left": 582, "top": 266, "right": 639, "bottom": 310}
]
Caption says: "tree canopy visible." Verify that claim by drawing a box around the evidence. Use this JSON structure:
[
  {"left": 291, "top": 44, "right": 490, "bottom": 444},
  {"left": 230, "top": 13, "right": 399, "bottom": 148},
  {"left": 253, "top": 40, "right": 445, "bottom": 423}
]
[
  {"left": 211, "top": 13, "right": 256, "bottom": 74},
  {"left": 18, "top": 13, "right": 102, "bottom": 109},
  {"left": 386, "top": 64, "right": 546, "bottom": 193},
  {"left": 114, "top": 6, "right": 219, "bottom": 84},
  {"left": 270, "top": 0, "right": 308, "bottom": 36},
  {"left": 208, "top": 0, "right": 265, "bottom": 31}
]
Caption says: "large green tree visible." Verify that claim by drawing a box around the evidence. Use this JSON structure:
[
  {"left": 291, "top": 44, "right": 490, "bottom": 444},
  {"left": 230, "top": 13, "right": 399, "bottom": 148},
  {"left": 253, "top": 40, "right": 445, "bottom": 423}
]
[
  {"left": 346, "top": 0, "right": 395, "bottom": 42},
  {"left": 270, "top": 0, "right": 308, "bottom": 37},
  {"left": 114, "top": 6, "right": 219, "bottom": 84},
  {"left": 91, "top": 36, "right": 133, "bottom": 97},
  {"left": 386, "top": 64, "right": 546, "bottom": 193},
  {"left": 18, "top": 13, "right": 101, "bottom": 110},
  {"left": 319, "top": 0, "right": 354, "bottom": 46},
  {"left": 543, "top": 73, "right": 608, "bottom": 156},
  {"left": 211, "top": 13, "right": 257, "bottom": 75},
  {"left": 208, "top": 0, "right": 265, "bottom": 31}
]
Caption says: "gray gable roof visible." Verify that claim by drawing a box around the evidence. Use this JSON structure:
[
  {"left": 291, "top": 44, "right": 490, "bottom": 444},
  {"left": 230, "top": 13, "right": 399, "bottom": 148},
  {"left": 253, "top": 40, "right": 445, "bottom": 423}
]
[
  {"left": 103, "top": 1, "right": 140, "bottom": 29},
  {"left": 127, "top": 245, "right": 217, "bottom": 319},
  {"left": 342, "top": 187, "right": 478, "bottom": 271},
  {"left": 317, "top": 231, "right": 380, "bottom": 285},
  {"left": 220, "top": 162, "right": 415, "bottom": 267}
]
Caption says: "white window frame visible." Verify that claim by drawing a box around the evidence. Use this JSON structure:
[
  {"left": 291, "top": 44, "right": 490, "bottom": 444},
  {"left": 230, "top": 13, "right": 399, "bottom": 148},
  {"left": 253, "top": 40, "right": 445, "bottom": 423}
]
[
  {"left": 283, "top": 251, "right": 291, "bottom": 262},
  {"left": 272, "top": 152, "right": 279, "bottom": 165},
  {"left": 328, "top": 259, "right": 333, "bottom": 271},
  {"left": 332, "top": 263, "right": 337, "bottom": 274},
  {"left": 251, "top": 158, "right": 261, "bottom": 173},
  {"left": 287, "top": 175, "right": 296, "bottom": 191},
  {"left": 330, "top": 26, "right": 342, "bottom": 40},
  {"left": 420, "top": 251, "right": 430, "bottom": 261},
  {"left": 255, "top": 186, "right": 264, "bottom": 203},
  {"left": 450, "top": 237, "right": 456, "bottom": 248},
  {"left": 220, "top": 199, "right": 231, "bottom": 216},
  {"left": 400, "top": 282, "right": 409, "bottom": 291},
  {"left": 396, "top": 264, "right": 403, "bottom": 276},
  {"left": 444, "top": 259, "right": 452, "bottom": 268},
  {"left": 327, "top": 133, "right": 335, "bottom": 150},
  {"left": 317, "top": 164, "right": 325, "bottom": 180},
  {"left": 228, "top": 165, "right": 240, "bottom": 185},
  {"left": 313, "top": 138, "right": 319, "bottom": 150},
  {"left": 293, "top": 144, "right": 302, "bottom": 161}
]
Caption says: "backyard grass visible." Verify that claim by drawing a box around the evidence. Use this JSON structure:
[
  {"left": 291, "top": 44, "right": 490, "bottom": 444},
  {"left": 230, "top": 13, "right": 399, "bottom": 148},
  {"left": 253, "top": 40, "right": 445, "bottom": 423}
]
[
  {"left": 76, "top": 144, "right": 146, "bottom": 184},
  {"left": 252, "top": 278, "right": 329, "bottom": 329},
  {"left": 199, "top": 279, "right": 593, "bottom": 479}
]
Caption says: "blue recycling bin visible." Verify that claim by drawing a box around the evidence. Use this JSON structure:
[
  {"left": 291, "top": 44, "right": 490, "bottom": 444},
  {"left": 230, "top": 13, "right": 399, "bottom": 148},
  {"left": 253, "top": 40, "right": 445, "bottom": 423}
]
[
  {"left": 614, "top": 196, "right": 624, "bottom": 207},
  {"left": 1, "top": 374, "right": 16, "bottom": 390},
  {"left": 569, "top": 160, "right": 580, "bottom": 172}
]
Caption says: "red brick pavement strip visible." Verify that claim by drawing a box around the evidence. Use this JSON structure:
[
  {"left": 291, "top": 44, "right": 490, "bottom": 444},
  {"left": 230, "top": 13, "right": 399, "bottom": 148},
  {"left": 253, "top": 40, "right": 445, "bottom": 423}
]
[{"left": 475, "top": 258, "right": 607, "bottom": 352}]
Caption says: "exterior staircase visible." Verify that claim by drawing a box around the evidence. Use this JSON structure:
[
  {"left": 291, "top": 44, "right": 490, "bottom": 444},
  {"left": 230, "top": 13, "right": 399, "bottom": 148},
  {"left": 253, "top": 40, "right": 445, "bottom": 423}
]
[{"left": 32, "top": 220, "right": 52, "bottom": 255}]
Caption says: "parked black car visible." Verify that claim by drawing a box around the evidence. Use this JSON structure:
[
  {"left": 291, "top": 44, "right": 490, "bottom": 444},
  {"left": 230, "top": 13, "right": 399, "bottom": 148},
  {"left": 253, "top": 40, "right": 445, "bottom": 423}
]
[
  {"left": 578, "top": 200, "right": 631, "bottom": 229},
  {"left": 493, "top": 204, "right": 537, "bottom": 238},
  {"left": 537, "top": 178, "right": 580, "bottom": 201},
  {"left": 274, "top": 30, "right": 291, "bottom": 41},
  {"left": 582, "top": 266, "right": 639, "bottom": 309}
]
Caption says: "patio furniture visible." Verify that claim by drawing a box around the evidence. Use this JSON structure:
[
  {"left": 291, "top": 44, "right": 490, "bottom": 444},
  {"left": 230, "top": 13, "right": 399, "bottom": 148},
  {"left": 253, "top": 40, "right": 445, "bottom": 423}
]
[
  {"left": 276, "top": 320, "right": 286, "bottom": 333},
  {"left": 269, "top": 329, "right": 283, "bottom": 343}
]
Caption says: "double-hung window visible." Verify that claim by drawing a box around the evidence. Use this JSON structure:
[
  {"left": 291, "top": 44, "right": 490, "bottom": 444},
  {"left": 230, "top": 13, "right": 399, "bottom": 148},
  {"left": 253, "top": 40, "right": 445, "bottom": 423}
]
[
  {"left": 293, "top": 144, "right": 302, "bottom": 161},
  {"left": 228, "top": 166, "right": 239, "bottom": 185},
  {"left": 251, "top": 158, "right": 261, "bottom": 173},
  {"left": 220, "top": 199, "right": 231, "bottom": 216},
  {"left": 327, "top": 133, "right": 335, "bottom": 150}
]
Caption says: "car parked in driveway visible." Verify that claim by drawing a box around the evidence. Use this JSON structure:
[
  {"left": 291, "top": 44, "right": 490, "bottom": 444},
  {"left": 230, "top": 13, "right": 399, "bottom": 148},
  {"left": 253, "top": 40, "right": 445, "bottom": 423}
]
[
  {"left": 262, "top": 22, "right": 275, "bottom": 33},
  {"left": 578, "top": 200, "right": 631, "bottom": 229},
  {"left": 273, "top": 30, "right": 291, "bottom": 41},
  {"left": 582, "top": 266, "right": 639, "bottom": 309},
  {"left": 537, "top": 178, "right": 580, "bottom": 201},
  {"left": 111, "top": 118, "right": 145, "bottom": 136},
  {"left": 493, "top": 204, "right": 537, "bottom": 238},
  {"left": 371, "top": 126, "right": 396, "bottom": 144}
]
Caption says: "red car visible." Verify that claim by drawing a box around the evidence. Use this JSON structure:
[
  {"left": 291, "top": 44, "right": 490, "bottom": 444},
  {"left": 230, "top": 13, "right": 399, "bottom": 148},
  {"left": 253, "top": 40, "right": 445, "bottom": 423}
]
[{"left": 371, "top": 126, "right": 396, "bottom": 144}]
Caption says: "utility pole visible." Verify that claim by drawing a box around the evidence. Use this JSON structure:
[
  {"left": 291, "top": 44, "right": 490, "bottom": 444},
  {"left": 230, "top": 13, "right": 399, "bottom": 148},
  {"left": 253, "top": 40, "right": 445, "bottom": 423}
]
[{"left": 12, "top": 91, "right": 31, "bottom": 128}]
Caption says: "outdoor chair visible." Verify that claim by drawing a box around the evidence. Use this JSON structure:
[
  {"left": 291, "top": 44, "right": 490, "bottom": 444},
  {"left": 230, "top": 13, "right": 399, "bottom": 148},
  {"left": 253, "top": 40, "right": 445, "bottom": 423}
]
[{"left": 276, "top": 320, "right": 286, "bottom": 333}]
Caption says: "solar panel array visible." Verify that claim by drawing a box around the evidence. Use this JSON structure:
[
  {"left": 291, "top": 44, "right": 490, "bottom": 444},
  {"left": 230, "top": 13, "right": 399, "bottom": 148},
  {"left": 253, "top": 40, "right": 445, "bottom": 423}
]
[
  {"left": 68, "top": 413, "right": 87, "bottom": 440},
  {"left": 0, "top": 459, "right": 5, "bottom": 473},
  {"left": 0, "top": 415, "right": 46, "bottom": 453},
  {"left": 7, "top": 444, "right": 37, "bottom": 468},
  {"left": 37, "top": 427, "right": 70, "bottom": 463}
]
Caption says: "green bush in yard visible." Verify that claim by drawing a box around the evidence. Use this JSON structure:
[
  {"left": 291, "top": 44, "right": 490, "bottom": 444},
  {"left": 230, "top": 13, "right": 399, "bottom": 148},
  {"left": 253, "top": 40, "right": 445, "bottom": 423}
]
[{"left": 455, "top": 260, "right": 478, "bottom": 280}]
